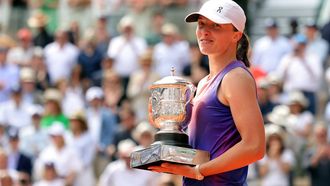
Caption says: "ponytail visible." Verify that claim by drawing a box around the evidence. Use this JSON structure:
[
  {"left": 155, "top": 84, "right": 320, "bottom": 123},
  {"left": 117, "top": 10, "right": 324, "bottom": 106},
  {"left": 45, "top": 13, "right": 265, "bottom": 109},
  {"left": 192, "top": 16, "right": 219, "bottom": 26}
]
[{"left": 236, "top": 33, "right": 250, "bottom": 68}]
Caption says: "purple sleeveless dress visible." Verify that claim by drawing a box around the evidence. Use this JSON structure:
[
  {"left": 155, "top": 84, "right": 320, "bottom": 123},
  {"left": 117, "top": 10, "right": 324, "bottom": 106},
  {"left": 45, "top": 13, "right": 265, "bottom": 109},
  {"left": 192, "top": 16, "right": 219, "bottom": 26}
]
[{"left": 183, "top": 60, "right": 252, "bottom": 186}]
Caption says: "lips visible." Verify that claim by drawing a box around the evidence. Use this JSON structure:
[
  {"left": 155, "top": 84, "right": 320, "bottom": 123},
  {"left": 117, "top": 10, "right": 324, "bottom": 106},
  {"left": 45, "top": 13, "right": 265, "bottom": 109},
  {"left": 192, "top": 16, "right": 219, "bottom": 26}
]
[{"left": 199, "top": 39, "right": 213, "bottom": 45}]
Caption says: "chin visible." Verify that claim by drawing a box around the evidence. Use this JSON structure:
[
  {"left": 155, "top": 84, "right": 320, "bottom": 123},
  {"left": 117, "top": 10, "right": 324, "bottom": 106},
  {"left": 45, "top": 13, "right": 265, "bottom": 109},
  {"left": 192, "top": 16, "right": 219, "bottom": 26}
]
[{"left": 199, "top": 48, "right": 211, "bottom": 55}]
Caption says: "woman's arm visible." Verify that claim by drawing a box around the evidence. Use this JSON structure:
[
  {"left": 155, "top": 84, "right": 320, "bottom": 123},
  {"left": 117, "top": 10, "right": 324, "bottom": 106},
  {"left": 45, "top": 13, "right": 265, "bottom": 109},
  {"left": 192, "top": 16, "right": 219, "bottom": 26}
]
[{"left": 199, "top": 68, "right": 265, "bottom": 176}]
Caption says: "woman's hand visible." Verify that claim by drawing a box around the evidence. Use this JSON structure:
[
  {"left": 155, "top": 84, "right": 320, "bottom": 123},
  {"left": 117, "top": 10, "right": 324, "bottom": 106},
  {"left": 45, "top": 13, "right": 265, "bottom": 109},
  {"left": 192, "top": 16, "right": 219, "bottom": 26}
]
[{"left": 148, "top": 163, "right": 197, "bottom": 180}]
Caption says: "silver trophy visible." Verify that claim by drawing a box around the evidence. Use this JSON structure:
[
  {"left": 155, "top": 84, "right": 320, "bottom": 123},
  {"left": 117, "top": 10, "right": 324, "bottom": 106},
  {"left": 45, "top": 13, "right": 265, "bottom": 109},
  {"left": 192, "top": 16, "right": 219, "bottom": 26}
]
[{"left": 130, "top": 68, "right": 210, "bottom": 170}]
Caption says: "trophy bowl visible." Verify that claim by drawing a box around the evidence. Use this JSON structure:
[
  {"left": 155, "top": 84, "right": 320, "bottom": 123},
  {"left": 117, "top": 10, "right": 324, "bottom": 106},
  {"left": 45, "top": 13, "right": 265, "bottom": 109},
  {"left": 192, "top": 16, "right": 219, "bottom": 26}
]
[
  {"left": 148, "top": 72, "right": 195, "bottom": 147},
  {"left": 130, "top": 68, "right": 209, "bottom": 170}
]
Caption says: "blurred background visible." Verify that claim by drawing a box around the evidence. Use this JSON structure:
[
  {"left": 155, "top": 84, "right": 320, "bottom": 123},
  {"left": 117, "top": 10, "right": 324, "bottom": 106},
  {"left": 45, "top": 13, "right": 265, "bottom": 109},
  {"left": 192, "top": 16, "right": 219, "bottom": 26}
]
[{"left": 0, "top": 0, "right": 330, "bottom": 185}]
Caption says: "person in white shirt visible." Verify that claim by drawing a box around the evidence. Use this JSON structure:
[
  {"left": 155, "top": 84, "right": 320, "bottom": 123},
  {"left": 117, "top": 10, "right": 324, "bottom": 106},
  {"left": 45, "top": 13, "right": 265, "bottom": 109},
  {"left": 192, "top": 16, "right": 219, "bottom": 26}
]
[
  {"left": 19, "top": 104, "right": 49, "bottom": 160},
  {"left": 0, "top": 46, "right": 20, "bottom": 103},
  {"left": 259, "top": 132, "right": 295, "bottom": 186},
  {"left": 34, "top": 122, "right": 83, "bottom": 186},
  {"left": 276, "top": 34, "right": 322, "bottom": 114},
  {"left": 0, "top": 87, "right": 31, "bottom": 129},
  {"left": 44, "top": 30, "right": 79, "bottom": 85},
  {"left": 304, "top": 21, "right": 329, "bottom": 65},
  {"left": 6, "top": 28, "right": 34, "bottom": 67},
  {"left": 33, "top": 162, "right": 65, "bottom": 186},
  {"left": 99, "top": 139, "right": 159, "bottom": 186},
  {"left": 67, "top": 111, "right": 96, "bottom": 186},
  {"left": 107, "top": 15, "right": 147, "bottom": 93},
  {"left": 127, "top": 49, "right": 160, "bottom": 122},
  {"left": 152, "top": 23, "right": 190, "bottom": 77},
  {"left": 252, "top": 19, "right": 292, "bottom": 73}
]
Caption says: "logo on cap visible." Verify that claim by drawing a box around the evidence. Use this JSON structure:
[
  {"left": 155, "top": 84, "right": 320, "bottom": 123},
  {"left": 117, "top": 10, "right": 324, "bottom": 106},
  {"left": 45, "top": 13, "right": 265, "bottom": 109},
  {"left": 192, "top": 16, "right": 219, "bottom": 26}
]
[{"left": 217, "top": 6, "right": 223, "bottom": 13}]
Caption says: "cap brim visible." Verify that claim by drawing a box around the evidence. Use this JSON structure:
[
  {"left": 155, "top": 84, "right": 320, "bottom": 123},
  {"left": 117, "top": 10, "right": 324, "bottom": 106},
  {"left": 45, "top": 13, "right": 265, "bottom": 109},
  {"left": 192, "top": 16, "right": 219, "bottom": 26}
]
[
  {"left": 185, "top": 12, "right": 201, "bottom": 22},
  {"left": 185, "top": 12, "right": 232, "bottom": 25}
]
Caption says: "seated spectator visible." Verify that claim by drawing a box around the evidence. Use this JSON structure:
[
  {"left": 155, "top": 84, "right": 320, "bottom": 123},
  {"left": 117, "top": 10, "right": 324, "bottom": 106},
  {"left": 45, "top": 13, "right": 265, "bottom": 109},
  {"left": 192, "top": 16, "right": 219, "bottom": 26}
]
[
  {"left": 304, "top": 124, "right": 330, "bottom": 186},
  {"left": 99, "top": 139, "right": 159, "bottom": 186},
  {"left": 40, "top": 89, "right": 69, "bottom": 129},
  {"left": 7, "top": 128, "right": 33, "bottom": 179},
  {"left": 127, "top": 49, "right": 160, "bottom": 122},
  {"left": 67, "top": 111, "right": 96, "bottom": 186},
  {"left": 85, "top": 86, "right": 118, "bottom": 177},
  {"left": 20, "top": 104, "right": 49, "bottom": 160},
  {"left": 33, "top": 162, "right": 65, "bottom": 186},
  {"left": 259, "top": 129, "right": 295, "bottom": 186},
  {"left": 34, "top": 123, "right": 83, "bottom": 186},
  {"left": 6, "top": 28, "right": 34, "bottom": 67}
]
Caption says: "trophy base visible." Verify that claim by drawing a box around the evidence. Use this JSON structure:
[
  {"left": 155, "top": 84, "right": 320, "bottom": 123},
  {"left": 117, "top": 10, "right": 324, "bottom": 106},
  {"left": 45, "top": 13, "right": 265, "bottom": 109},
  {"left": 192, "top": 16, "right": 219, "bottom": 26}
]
[{"left": 130, "top": 144, "right": 210, "bottom": 170}]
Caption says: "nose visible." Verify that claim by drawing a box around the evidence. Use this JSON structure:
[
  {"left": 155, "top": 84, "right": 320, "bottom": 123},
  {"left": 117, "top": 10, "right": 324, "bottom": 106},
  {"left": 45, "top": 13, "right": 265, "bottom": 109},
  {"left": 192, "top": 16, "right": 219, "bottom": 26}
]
[{"left": 197, "top": 27, "right": 210, "bottom": 37}]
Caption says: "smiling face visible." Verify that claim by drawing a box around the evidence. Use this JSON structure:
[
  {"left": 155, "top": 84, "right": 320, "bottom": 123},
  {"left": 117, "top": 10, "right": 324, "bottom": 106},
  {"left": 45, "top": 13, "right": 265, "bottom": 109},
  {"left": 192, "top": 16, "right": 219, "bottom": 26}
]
[{"left": 196, "top": 16, "right": 241, "bottom": 56}]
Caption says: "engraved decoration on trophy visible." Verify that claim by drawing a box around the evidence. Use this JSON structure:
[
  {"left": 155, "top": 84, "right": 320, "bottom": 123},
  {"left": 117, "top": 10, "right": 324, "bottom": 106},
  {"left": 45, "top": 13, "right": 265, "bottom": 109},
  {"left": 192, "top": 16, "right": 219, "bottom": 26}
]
[{"left": 130, "top": 67, "right": 210, "bottom": 170}]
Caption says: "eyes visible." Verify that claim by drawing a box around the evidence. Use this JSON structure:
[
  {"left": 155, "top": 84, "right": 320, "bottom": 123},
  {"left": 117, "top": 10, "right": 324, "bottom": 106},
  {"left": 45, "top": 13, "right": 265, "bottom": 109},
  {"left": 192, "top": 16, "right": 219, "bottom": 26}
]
[{"left": 197, "top": 21, "right": 221, "bottom": 30}]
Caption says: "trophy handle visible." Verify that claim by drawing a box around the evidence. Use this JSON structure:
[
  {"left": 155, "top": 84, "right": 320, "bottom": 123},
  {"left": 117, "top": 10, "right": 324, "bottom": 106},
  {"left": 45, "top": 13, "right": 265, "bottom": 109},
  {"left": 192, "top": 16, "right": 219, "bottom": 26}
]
[
  {"left": 148, "top": 97, "right": 159, "bottom": 128},
  {"left": 186, "top": 83, "right": 196, "bottom": 105}
]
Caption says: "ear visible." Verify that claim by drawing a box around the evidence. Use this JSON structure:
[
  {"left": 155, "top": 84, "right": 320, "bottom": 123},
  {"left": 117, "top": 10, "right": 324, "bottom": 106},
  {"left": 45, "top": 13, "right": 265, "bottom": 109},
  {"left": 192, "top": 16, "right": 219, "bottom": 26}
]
[{"left": 232, "top": 32, "right": 242, "bottom": 43}]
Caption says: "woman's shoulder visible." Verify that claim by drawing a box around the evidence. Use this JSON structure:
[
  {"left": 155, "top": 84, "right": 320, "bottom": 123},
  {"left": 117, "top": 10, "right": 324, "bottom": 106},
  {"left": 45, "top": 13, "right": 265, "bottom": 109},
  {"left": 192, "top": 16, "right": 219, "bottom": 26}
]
[{"left": 223, "top": 67, "right": 255, "bottom": 86}]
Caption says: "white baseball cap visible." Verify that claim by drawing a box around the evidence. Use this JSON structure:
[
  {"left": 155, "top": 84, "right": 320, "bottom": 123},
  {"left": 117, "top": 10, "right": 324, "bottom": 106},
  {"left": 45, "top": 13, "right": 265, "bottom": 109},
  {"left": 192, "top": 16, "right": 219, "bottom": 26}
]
[
  {"left": 85, "top": 86, "right": 104, "bottom": 102},
  {"left": 48, "top": 122, "right": 66, "bottom": 136},
  {"left": 185, "top": 0, "right": 246, "bottom": 32}
]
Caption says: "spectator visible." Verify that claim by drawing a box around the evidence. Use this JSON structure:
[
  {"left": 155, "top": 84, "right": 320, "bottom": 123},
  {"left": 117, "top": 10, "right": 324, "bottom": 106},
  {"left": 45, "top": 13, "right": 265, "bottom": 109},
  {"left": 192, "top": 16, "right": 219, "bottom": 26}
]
[
  {"left": 113, "top": 105, "right": 137, "bottom": 150},
  {"left": 33, "top": 162, "right": 65, "bottom": 186},
  {"left": 29, "top": 47, "right": 50, "bottom": 91},
  {"left": 92, "top": 56, "right": 114, "bottom": 86},
  {"left": 304, "top": 124, "right": 330, "bottom": 186},
  {"left": 304, "top": 20, "right": 329, "bottom": 65},
  {"left": 19, "top": 67, "right": 44, "bottom": 105},
  {"left": 0, "top": 86, "right": 31, "bottom": 129},
  {"left": 93, "top": 16, "right": 111, "bottom": 57},
  {"left": 27, "top": 11, "right": 54, "bottom": 48},
  {"left": 6, "top": 28, "right": 34, "bottom": 67},
  {"left": 285, "top": 91, "right": 314, "bottom": 155},
  {"left": 276, "top": 34, "right": 322, "bottom": 114},
  {"left": 6, "top": 128, "right": 33, "bottom": 179},
  {"left": 256, "top": 78, "right": 276, "bottom": 122},
  {"left": 99, "top": 139, "right": 159, "bottom": 186},
  {"left": 132, "top": 121, "right": 156, "bottom": 148},
  {"left": 44, "top": 29, "right": 79, "bottom": 85},
  {"left": 67, "top": 111, "right": 96, "bottom": 186},
  {"left": 40, "top": 88, "right": 69, "bottom": 129},
  {"left": 34, "top": 122, "right": 83, "bottom": 186},
  {"left": 0, "top": 147, "right": 19, "bottom": 181},
  {"left": 0, "top": 44, "right": 20, "bottom": 103},
  {"left": 102, "top": 70, "right": 125, "bottom": 114},
  {"left": 77, "top": 29, "right": 103, "bottom": 88},
  {"left": 56, "top": 75, "right": 85, "bottom": 117},
  {"left": 127, "top": 49, "right": 160, "bottom": 122},
  {"left": 84, "top": 86, "right": 118, "bottom": 177},
  {"left": 107, "top": 15, "right": 147, "bottom": 95},
  {"left": 19, "top": 104, "right": 49, "bottom": 160},
  {"left": 153, "top": 22, "right": 190, "bottom": 77},
  {"left": 252, "top": 18, "right": 292, "bottom": 73},
  {"left": 259, "top": 130, "right": 295, "bottom": 186}
]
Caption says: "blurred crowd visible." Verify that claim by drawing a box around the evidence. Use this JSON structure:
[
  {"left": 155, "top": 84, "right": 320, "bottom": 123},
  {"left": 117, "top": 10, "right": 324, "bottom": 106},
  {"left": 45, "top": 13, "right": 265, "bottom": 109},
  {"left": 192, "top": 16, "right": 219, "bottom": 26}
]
[{"left": 0, "top": 0, "right": 329, "bottom": 186}]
